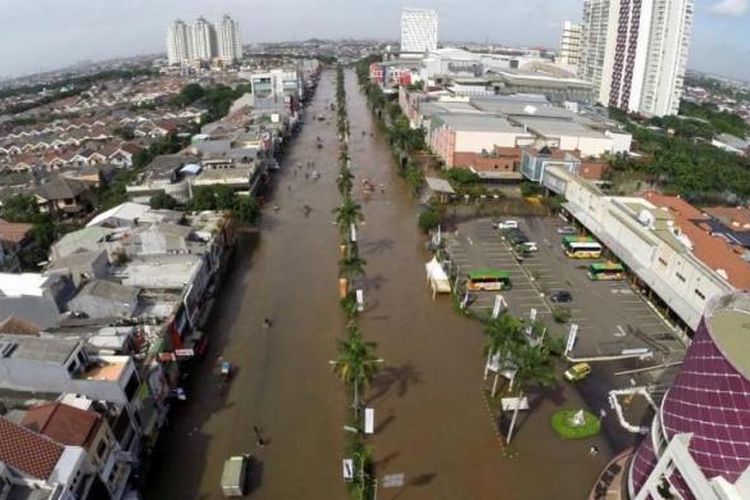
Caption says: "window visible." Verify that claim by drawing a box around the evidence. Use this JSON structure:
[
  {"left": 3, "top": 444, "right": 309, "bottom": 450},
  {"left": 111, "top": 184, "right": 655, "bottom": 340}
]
[
  {"left": 675, "top": 272, "right": 686, "bottom": 283},
  {"left": 695, "top": 289, "right": 706, "bottom": 300},
  {"left": 96, "top": 439, "right": 108, "bottom": 459}
]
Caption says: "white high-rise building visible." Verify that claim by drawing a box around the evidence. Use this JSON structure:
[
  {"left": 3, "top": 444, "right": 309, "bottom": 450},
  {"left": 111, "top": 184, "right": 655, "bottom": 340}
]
[
  {"left": 167, "top": 20, "right": 191, "bottom": 65},
  {"left": 400, "top": 8, "right": 438, "bottom": 54},
  {"left": 559, "top": 21, "right": 582, "bottom": 69},
  {"left": 578, "top": 0, "right": 694, "bottom": 116},
  {"left": 190, "top": 16, "right": 217, "bottom": 62},
  {"left": 217, "top": 14, "right": 242, "bottom": 63}
]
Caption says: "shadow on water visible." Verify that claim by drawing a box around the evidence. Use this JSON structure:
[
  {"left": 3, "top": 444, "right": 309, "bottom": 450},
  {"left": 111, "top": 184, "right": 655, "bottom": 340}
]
[
  {"left": 360, "top": 237, "right": 395, "bottom": 255},
  {"left": 367, "top": 362, "right": 422, "bottom": 405}
]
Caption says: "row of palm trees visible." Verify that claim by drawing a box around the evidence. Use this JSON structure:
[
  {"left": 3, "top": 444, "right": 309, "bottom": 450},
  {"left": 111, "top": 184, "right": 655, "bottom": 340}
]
[
  {"left": 482, "top": 312, "right": 560, "bottom": 445},
  {"left": 330, "top": 65, "right": 380, "bottom": 500}
]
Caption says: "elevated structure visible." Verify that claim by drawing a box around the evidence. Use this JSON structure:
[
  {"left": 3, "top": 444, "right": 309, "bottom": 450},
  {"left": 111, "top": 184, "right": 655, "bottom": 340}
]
[{"left": 628, "top": 291, "right": 750, "bottom": 499}]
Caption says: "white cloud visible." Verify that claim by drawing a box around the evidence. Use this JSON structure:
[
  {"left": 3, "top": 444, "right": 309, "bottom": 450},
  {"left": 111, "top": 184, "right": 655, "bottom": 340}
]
[{"left": 709, "top": 0, "right": 748, "bottom": 17}]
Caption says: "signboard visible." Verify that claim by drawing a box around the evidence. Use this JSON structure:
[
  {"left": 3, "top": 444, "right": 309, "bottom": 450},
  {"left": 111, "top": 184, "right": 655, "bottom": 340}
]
[
  {"left": 501, "top": 396, "right": 530, "bottom": 411},
  {"left": 565, "top": 323, "right": 579, "bottom": 355},
  {"left": 174, "top": 348, "right": 195, "bottom": 358},
  {"left": 356, "top": 289, "right": 365, "bottom": 312},
  {"left": 158, "top": 352, "right": 176, "bottom": 363},
  {"left": 342, "top": 459, "right": 354, "bottom": 481},
  {"left": 491, "top": 295, "right": 506, "bottom": 319},
  {"left": 364, "top": 408, "right": 374, "bottom": 435},
  {"left": 529, "top": 308, "right": 537, "bottom": 322},
  {"left": 486, "top": 353, "right": 501, "bottom": 374}
]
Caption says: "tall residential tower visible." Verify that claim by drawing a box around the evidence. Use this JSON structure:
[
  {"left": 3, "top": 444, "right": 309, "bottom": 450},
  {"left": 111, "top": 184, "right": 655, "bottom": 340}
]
[
  {"left": 218, "top": 14, "right": 242, "bottom": 63},
  {"left": 577, "top": 0, "right": 694, "bottom": 116},
  {"left": 559, "top": 21, "right": 583, "bottom": 69},
  {"left": 166, "top": 15, "right": 241, "bottom": 65},
  {"left": 166, "top": 20, "right": 191, "bottom": 65},
  {"left": 400, "top": 8, "right": 438, "bottom": 54}
]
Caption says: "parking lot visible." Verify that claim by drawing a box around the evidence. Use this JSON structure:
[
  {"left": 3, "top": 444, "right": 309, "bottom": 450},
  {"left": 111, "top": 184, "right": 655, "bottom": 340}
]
[{"left": 442, "top": 215, "right": 686, "bottom": 384}]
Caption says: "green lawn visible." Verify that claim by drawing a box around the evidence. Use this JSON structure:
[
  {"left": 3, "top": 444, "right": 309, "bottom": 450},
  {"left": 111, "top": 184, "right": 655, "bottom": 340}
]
[{"left": 551, "top": 409, "right": 601, "bottom": 439}]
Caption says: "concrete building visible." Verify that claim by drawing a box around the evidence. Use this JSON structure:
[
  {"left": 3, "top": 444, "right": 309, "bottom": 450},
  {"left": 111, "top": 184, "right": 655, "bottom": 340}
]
[
  {"left": 578, "top": 0, "right": 694, "bottom": 116},
  {"left": 166, "top": 20, "right": 191, "bottom": 65},
  {"left": 542, "top": 167, "right": 749, "bottom": 333},
  {"left": 190, "top": 16, "right": 217, "bottom": 62},
  {"left": 217, "top": 14, "right": 242, "bottom": 63},
  {"left": 628, "top": 291, "right": 750, "bottom": 500},
  {"left": 67, "top": 280, "right": 140, "bottom": 319},
  {"left": 0, "top": 273, "right": 75, "bottom": 330},
  {"left": 400, "top": 8, "right": 438, "bottom": 55},
  {"left": 559, "top": 21, "right": 582, "bottom": 69}
]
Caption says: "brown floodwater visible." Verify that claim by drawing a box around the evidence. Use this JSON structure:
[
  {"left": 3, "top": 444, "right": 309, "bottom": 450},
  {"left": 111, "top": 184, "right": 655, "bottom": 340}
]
[{"left": 144, "top": 69, "right": 617, "bottom": 500}]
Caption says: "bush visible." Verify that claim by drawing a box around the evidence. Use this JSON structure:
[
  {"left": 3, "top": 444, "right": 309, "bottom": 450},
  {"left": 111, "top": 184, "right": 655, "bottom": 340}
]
[
  {"left": 551, "top": 410, "right": 601, "bottom": 439},
  {"left": 444, "top": 168, "right": 480, "bottom": 186},
  {"left": 149, "top": 192, "right": 177, "bottom": 210},
  {"left": 418, "top": 207, "right": 442, "bottom": 233}
]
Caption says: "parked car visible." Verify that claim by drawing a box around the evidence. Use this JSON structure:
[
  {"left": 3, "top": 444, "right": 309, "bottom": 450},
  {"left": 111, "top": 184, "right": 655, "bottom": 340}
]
[
  {"left": 507, "top": 229, "right": 529, "bottom": 244},
  {"left": 517, "top": 241, "right": 539, "bottom": 253},
  {"left": 557, "top": 226, "right": 577, "bottom": 235},
  {"left": 550, "top": 290, "right": 573, "bottom": 303},
  {"left": 564, "top": 362, "right": 591, "bottom": 382},
  {"left": 497, "top": 220, "right": 519, "bottom": 230}
]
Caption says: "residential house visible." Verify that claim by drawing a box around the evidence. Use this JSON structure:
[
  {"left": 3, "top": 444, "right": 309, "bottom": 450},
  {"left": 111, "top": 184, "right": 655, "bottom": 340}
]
[
  {"left": 47, "top": 250, "right": 110, "bottom": 288},
  {"left": 67, "top": 280, "right": 140, "bottom": 319},
  {"left": 0, "top": 418, "right": 94, "bottom": 499},
  {"left": 108, "top": 143, "right": 144, "bottom": 168},
  {"left": 34, "top": 177, "right": 92, "bottom": 217},
  {"left": 21, "top": 402, "right": 132, "bottom": 499},
  {"left": 451, "top": 146, "right": 523, "bottom": 182},
  {"left": 0, "top": 272, "right": 75, "bottom": 329}
]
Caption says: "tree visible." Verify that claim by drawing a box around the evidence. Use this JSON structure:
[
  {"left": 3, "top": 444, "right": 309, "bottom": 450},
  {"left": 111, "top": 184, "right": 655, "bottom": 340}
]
[
  {"left": 234, "top": 196, "right": 260, "bottom": 225},
  {"left": 349, "top": 440, "right": 375, "bottom": 500},
  {"left": 331, "top": 327, "right": 382, "bottom": 416},
  {"left": 113, "top": 126, "right": 135, "bottom": 141},
  {"left": 484, "top": 313, "right": 524, "bottom": 397},
  {"left": 337, "top": 168, "right": 355, "bottom": 198},
  {"left": 149, "top": 192, "right": 177, "bottom": 210},
  {"left": 0, "top": 194, "right": 39, "bottom": 222},
  {"left": 338, "top": 253, "right": 367, "bottom": 281},
  {"left": 505, "top": 339, "right": 557, "bottom": 444},
  {"left": 417, "top": 207, "right": 441, "bottom": 234},
  {"left": 333, "top": 196, "right": 364, "bottom": 237},
  {"left": 172, "top": 83, "right": 205, "bottom": 108}
]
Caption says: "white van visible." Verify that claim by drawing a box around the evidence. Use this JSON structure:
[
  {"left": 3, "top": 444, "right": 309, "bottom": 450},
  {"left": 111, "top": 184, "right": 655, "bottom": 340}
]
[{"left": 221, "top": 455, "right": 250, "bottom": 497}]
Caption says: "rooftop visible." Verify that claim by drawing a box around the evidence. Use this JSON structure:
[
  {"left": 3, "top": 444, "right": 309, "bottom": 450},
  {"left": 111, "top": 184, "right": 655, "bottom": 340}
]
[
  {"left": 74, "top": 279, "right": 140, "bottom": 303},
  {"left": 706, "top": 292, "right": 750, "bottom": 380},
  {"left": 642, "top": 192, "right": 750, "bottom": 289},
  {"left": 436, "top": 113, "right": 522, "bottom": 133},
  {"left": 0, "top": 418, "right": 63, "bottom": 480},
  {"left": 21, "top": 402, "right": 101, "bottom": 447},
  {"left": 79, "top": 357, "right": 128, "bottom": 382},
  {"left": 86, "top": 201, "right": 151, "bottom": 228},
  {"left": 0, "top": 273, "right": 52, "bottom": 297},
  {"left": 0, "top": 334, "right": 80, "bottom": 364},
  {"left": 512, "top": 116, "right": 606, "bottom": 138}
]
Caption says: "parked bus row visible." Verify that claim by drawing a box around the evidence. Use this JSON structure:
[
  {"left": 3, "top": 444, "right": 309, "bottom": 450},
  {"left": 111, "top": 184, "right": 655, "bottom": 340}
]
[{"left": 561, "top": 235, "right": 625, "bottom": 281}]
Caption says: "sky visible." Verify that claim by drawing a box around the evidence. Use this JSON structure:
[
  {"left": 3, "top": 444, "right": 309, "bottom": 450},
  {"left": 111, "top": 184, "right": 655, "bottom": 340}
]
[{"left": 0, "top": 0, "right": 748, "bottom": 81}]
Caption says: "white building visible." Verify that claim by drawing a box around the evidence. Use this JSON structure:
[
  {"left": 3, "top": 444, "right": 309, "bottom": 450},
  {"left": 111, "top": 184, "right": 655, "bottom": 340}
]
[
  {"left": 578, "top": 0, "right": 694, "bottom": 117},
  {"left": 217, "top": 14, "right": 242, "bottom": 63},
  {"left": 166, "top": 20, "right": 191, "bottom": 65},
  {"left": 190, "top": 16, "right": 217, "bottom": 62},
  {"left": 400, "top": 8, "right": 438, "bottom": 54},
  {"left": 558, "top": 21, "right": 582, "bottom": 69}
]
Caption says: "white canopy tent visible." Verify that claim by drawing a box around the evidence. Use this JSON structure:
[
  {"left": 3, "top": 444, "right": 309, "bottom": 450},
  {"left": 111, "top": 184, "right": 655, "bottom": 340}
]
[{"left": 425, "top": 257, "right": 451, "bottom": 298}]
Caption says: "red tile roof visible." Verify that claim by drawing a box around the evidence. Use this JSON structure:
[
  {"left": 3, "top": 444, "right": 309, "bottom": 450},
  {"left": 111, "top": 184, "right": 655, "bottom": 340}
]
[
  {"left": 704, "top": 206, "right": 750, "bottom": 233},
  {"left": 0, "top": 418, "right": 63, "bottom": 480},
  {"left": 21, "top": 402, "right": 101, "bottom": 448},
  {"left": 0, "top": 219, "right": 33, "bottom": 245},
  {"left": 642, "top": 192, "right": 750, "bottom": 289}
]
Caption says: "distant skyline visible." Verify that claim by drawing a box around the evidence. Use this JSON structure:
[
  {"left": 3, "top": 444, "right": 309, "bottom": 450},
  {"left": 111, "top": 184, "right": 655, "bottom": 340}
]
[{"left": 1, "top": 0, "right": 749, "bottom": 81}]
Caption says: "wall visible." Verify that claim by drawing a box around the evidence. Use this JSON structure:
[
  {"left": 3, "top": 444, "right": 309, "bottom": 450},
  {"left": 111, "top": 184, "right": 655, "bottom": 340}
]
[{"left": 454, "top": 130, "right": 520, "bottom": 152}]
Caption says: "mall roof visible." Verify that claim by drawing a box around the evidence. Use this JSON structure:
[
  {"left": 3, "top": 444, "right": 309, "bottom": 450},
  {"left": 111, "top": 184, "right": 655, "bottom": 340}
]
[
  {"left": 706, "top": 292, "right": 750, "bottom": 380},
  {"left": 435, "top": 113, "right": 522, "bottom": 133}
]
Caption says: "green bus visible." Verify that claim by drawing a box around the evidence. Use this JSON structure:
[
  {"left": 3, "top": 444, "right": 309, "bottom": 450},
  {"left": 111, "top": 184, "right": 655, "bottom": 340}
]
[
  {"left": 466, "top": 269, "right": 512, "bottom": 291},
  {"left": 562, "top": 235, "right": 603, "bottom": 259},
  {"left": 588, "top": 262, "right": 625, "bottom": 281}
]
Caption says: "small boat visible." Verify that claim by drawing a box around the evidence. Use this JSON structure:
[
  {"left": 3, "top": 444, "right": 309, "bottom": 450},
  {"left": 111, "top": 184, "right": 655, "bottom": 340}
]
[{"left": 220, "top": 361, "right": 232, "bottom": 379}]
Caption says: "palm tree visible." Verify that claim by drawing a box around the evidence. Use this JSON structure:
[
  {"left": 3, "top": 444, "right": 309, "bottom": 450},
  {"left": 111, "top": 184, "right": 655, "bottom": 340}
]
[
  {"left": 331, "top": 327, "right": 382, "bottom": 416},
  {"left": 333, "top": 196, "right": 364, "bottom": 237},
  {"left": 483, "top": 313, "right": 523, "bottom": 397},
  {"left": 350, "top": 440, "right": 375, "bottom": 500},
  {"left": 505, "top": 340, "right": 557, "bottom": 445},
  {"left": 338, "top": 250, "right": 366, "bottom": 297},
  {"left": 337, "top": 167, "right": 355, "bottom": 198}
]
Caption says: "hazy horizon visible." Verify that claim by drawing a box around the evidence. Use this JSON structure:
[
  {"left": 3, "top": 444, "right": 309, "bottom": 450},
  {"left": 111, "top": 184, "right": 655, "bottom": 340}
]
[{"left": 1, "top": 0, "right": 748, "bottom": 81}]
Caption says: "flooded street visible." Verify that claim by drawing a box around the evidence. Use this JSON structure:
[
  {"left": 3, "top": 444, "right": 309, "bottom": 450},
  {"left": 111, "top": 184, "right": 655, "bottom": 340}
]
[{"left": 145, "top": 69, "right": 614, "bottom": 499}]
